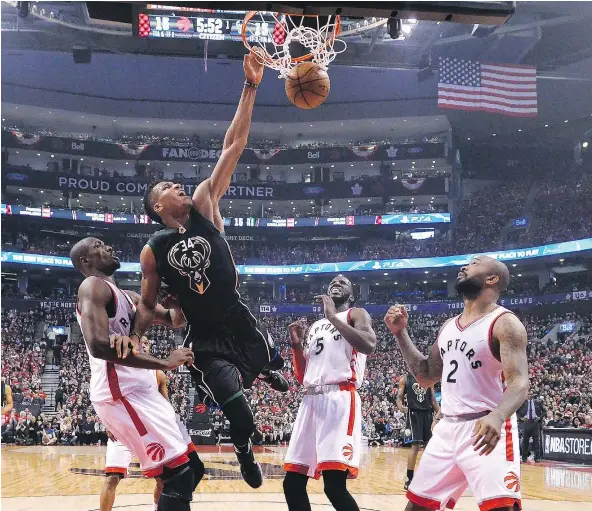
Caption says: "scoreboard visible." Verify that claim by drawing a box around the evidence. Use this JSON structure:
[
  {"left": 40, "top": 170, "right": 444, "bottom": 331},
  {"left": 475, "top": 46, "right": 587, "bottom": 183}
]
[{"left": 134, "top": 4, "right": 275, "bottom": 42}]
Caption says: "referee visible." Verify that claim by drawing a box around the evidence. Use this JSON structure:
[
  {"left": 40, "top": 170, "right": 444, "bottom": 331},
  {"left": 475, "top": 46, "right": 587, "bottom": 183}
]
[{"left": 396, "top": 372, "right": 440, "bottom": 490}]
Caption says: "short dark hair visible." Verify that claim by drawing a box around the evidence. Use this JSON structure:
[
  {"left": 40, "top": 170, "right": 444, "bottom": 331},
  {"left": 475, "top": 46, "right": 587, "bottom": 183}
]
[{"left": 143, "top": 181, "right": 164, "bottom": 225}]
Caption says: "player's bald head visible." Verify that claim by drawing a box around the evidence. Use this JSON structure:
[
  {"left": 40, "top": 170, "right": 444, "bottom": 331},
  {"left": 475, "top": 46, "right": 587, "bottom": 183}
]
[
  {"left": 479, "top": 256, "right": 510, "bottom": 292},
  {"left": 69, "top": 237, "right": 97, "bottom": 273}
]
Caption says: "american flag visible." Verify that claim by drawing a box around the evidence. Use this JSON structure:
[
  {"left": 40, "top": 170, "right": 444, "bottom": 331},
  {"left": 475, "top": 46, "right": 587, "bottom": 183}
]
[{"left": 438, "top": 57, "right": 537, "bottom": 117}]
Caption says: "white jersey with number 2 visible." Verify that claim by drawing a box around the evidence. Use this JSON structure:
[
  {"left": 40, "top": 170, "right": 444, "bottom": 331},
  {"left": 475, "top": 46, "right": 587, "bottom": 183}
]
[{"left": 438, "top": 305, "right": 513, "bottom": 416}]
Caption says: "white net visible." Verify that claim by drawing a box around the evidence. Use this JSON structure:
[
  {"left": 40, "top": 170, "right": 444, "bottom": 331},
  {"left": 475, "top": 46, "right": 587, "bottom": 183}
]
[{"left": 242, "top": 12, "right": 346, "bottom": 79}]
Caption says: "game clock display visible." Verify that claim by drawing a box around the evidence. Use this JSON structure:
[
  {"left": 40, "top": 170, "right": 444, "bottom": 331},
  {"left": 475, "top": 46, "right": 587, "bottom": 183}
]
[{"left": 135, "top": 9, "right": 274, "bottom": 42}]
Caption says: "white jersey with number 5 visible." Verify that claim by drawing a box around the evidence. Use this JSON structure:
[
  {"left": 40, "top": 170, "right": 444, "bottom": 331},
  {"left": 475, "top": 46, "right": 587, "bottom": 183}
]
[
  {"left": 303, "top": 309, "right": 366, "bottom": 389},
  {"left": 438, "top": 305, "right": 514, "bottom": 416}
]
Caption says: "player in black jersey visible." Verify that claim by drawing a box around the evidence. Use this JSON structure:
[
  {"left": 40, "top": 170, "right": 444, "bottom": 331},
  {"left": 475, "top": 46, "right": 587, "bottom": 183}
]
[
  {"left": 124, "top": 51, "right": 287, "bottom": 489},
  {"left": 397, "top": 372, "right": 441, "bottom": 490}
]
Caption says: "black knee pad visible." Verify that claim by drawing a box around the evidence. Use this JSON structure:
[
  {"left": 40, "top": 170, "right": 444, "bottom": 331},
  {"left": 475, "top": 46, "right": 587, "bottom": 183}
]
[
  {"left": 159, "top": 465, "right": 194, "bottom": 508},
  {"left": 188, "top": 451, "right": 205, "bottom": 489}
]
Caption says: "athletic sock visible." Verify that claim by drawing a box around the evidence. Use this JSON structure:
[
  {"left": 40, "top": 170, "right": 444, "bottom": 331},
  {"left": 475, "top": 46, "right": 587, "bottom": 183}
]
[
  {"left": 153, "top": 503, "right": 159, "bottom": 511},
  {"left": 406, "top": 469, "right": 414, "bottom": 481}
]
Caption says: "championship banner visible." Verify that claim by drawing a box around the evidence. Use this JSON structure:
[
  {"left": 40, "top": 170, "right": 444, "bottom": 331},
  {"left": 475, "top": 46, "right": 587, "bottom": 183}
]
[
  {"left": 543, "top": 428, "right": 592, "bottom": 465},
  {"left": 2, "top": 168, "right": 446, "bottom": 199},
  {"left": 2, "top": 238, "right": 592, "bottom": 274},
  {"left": 2, "top": 130, "right": 446, "bottom": 164}
]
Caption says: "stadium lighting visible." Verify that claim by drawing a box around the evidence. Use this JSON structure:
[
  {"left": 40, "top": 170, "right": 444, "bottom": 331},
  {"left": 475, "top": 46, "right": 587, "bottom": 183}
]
[{"left": 583, "top": 142, "right": 589, "bottom": 149}]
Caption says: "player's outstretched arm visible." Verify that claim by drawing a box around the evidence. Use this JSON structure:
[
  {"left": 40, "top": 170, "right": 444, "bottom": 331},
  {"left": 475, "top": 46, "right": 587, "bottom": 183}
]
[
  {"left": 289, "top": 319, "right": 307, "bottom": 384},
  {"left": 125, "top": 289, "right": 185, "bottom": 329},
  {"left": 192, "top": 51, "right": 264, "bottom": 231},
  {"left": 384, "top": 305, "right": 443, "bottom": 388},
  {"left": 77, "top": 277, "right": 193, "bottom": 370}
]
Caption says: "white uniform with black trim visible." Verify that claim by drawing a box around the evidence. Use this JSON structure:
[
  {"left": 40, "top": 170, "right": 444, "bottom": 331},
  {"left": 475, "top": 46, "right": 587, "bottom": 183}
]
[
  {"left": 77, "top": 279, "right": 187, "bottom": 477},
  {"left": 284, "top": 309, "right": 366, "bottom": 479},
  {"left": 407, "top": 306, "right": 522, "bottom": 511}
]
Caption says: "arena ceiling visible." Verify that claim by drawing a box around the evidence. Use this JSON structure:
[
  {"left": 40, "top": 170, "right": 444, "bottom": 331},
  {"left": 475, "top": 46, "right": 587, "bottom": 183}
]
[{"left": 2, "top": 1, "right": 592, "bottom": 144}]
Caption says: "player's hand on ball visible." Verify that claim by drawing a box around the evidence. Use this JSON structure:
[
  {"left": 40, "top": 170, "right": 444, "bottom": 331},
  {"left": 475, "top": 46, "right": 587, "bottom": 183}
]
[
  {"left": 110, "top": 334, "right": 140, "bottom": 359},
  {"left": 164, "top": 348, "right": 195, "bottom": 370},
  {"left": 471, "top": 412, "right": 503, "bottom": 456},
  {"left": 384, "top": 304, "right": 409, "bottom": 335},
  {"left": 315, "top": 294, "right": 337, "bottom": 320},
  {"left": 288, "top": 319, "right": 307, "bottom": 347},
  {"left": 244, "top": 48, "right": 265, "bottom": 85}
]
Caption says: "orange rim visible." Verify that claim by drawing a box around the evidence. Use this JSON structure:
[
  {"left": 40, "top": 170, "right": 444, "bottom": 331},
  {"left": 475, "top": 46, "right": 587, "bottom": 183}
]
[{"left": 241, "top": 11, "right": 341, "bottom": 65}]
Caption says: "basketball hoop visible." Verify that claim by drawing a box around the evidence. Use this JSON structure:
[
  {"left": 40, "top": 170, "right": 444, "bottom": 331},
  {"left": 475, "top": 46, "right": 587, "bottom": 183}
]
[{"left": 241, "top": 11, "right": 346, "bottom": 79}]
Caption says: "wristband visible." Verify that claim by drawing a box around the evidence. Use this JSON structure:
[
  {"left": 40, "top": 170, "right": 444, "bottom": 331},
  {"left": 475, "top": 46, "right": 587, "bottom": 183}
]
[{"left": 244, "top": 80, "right": 259, "bottom": 89}]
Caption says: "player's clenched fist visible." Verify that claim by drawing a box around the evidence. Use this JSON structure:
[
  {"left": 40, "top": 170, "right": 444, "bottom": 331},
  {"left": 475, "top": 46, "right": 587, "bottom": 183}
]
[
  {"left": 288, "top": 319, "right": 307, "bottom": 348},
  {"left": 164, "top": 348, "right": 195, "bottom": 370},
  {"left": 384, "top": 304, "right": 409, "bottom": 335}
]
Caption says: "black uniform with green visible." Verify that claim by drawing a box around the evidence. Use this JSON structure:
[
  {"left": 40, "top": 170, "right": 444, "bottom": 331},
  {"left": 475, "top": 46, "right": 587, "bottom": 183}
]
[
  {"left": 405, "top": 373, "right": 434, "bottom": 444},
  {"left": 147, "top": 207, "right": 281, "bottom": 405}
]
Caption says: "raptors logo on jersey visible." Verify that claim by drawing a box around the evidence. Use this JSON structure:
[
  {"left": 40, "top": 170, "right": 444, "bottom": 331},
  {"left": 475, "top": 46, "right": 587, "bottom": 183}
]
[
  {"left": 167, "top": 236, "right": 212, "bottom": 295},
  {"left": 438, "top": 306, "right": 512, "bottom": 416}
]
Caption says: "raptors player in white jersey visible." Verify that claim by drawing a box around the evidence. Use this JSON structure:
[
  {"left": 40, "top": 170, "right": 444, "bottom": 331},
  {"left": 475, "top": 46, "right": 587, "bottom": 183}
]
[
  {"left": 100, "top": 337, "right": 197, "bottom": 511},
  {"left": 283, "top": 275, "right": 377, "bottom": 511},
  {"left": 70, "top": 237, "right": 202, "bottom": 511},
  {"left": 385, "top": 256, "right": 529, "bottom": 511}
]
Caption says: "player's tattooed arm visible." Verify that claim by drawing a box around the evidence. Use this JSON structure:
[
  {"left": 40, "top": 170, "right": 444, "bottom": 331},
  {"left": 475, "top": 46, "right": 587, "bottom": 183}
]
[
  {"left": 77, "top": 277, "right": 193, "bottom": 370},
  {"left": 384, "top": 305, "right": 443, "bottom": 388},
  {"left": 490, "top": 313, "right": 529, "bottom": 423},
  {"left": 192, "top": 52, "right": 264, "bottom": 231},
  {"left": 472, "top": 313, "right": 528, "bottom": 456}
]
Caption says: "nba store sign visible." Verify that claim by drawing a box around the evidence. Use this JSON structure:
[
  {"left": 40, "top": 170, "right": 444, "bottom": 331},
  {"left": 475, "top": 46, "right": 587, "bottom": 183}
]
[{"left": 543, "top": 428, "right": 592, "bottom": 465}]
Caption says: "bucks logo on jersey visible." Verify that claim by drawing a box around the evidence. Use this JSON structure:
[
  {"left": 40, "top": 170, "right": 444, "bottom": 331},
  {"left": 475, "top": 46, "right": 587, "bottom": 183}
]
[
  {"left": 167, "top": 236, "right": 212, "bottom": 295},
  {"left": 412, "top": 382, "right": 428, "bottom": 403}
]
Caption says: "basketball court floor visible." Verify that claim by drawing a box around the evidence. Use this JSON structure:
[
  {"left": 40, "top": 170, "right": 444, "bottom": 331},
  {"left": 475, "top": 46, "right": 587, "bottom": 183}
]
[{"left": 2, "top": 444, "right": 591, "bottom": 510}]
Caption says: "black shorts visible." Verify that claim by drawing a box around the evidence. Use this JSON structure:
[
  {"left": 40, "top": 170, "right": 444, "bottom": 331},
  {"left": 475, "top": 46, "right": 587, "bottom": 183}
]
[
  {"left": 407, "top": 409, "right": 434, "bottom": 444},
  {"left": 184, "top": 301, "right": 282, "bottom": 397}
]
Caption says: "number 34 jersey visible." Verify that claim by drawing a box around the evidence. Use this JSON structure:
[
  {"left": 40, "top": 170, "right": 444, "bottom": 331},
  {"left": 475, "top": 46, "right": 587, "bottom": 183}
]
[
  {"left": 438, "top": 306, "right": 514, "bottom": 416},
  {"left": 303, "top": 309, "right": 367, "bottom": 389}
]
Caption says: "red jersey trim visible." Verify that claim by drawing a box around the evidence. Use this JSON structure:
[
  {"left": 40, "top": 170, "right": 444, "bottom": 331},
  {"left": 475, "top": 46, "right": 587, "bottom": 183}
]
[
  {"left": 479, "top": 497, "right": 521, "bottom": 511},
  {"left": 143, "top": 452, "right": 190, "bottom": 478},
  {"left": 487, "top": 310, "right": 514, "bottom": 362},
  {"left": 504, "top": 417, "right": 514, "bottom": 461},
  {"left": 316, "top": 461, "right": 359, "bottom": 479},
  {"left": 105, "top": 467, "right": 127, "bottom": 476},
  {"left": 406, "top": 490, "right": 441, "bottom": 510},
  {"left": 455, "top": 305, "right": 500, "bottom": 332},
  {"left": 346, "top": 389, "right": 355, "bottom": 436},
  {"left": 284, "top": 462, "right": 309, "bottom": 476}
]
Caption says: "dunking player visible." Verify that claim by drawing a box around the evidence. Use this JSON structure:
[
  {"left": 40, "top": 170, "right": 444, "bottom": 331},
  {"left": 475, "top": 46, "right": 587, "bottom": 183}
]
[
  {"left": 100, "top": 337, "right": 198, "bottom": 511},
  {"left": 71, "top": 237, "right": 204, "bottom": 511},
  {"left": 283, "top": 275, "right": 377, "bottom": 511},
  {"left": 125, "top": 51, "right": 288, "bottom": 488},
  {"left": 385, "top": 256, "right": 529, "bottom": 511},
  {"left": 396, "top": 372, "right": 440, "bottom": 490}
]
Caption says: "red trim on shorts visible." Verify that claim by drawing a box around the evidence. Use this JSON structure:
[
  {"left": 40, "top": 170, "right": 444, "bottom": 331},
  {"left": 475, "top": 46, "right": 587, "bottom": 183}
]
[
  {"left": 347, "top": 389, "right": 355, "bottom": 436},
  {"left": 406, "top": 490, "right": 441, "bottom": 510},
  {"left": 284, "top": 462, "right": 309, "bottom": 476},
  {"left": 106, "top": 362, "right": 123, "bottom": 400},
  {"left": 316, "top": 462, "right": 359, "bottom": 479},
  {"left": 186, "top": 442, "right": 196, "bottom": 454},
  {"left": 446, "top": 498, "right": 457, "bottom": 509},
  {"left": 479, "top": 497, "right": 522, "bottom": 511},
  {"left": 487, "top": 310, "right": 513, "bottom": 362},
  {"left": 105, "top": 467, "right": 127, "bottom": 477},
  {"left": 349, "top": 349, "right": 358, "bottom": 384},
  {"left": 504, "top": 417, "right": 514, "bottom": 461},
  {"left": 120, "top": 396, "right": 148, "bottom": 437},
  {"left": 143, "top": 452, "right": 190, "bottom": 478},
  {"left": 455, "top": 305, "right": 500, "bottom": 332}
]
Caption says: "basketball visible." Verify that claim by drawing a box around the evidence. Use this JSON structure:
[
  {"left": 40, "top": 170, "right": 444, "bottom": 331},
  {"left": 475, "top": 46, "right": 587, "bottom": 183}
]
[{"left": 285, "top": 62, "right": 331, "bottom": 109}]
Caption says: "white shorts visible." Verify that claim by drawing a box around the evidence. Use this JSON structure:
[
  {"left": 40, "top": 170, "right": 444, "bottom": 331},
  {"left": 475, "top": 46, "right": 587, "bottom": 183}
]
[
  {"left": 284, "top": 383, "right": 361, "bottom": 480},
  {"left": 408, "top": 415, "right": 522, "bottom": 511},
  {"left": 93, "top": 386, "right": 188, "bottom": 478},
  {"left": 105, "top": 439, "right": 133, "bottom": 477}
]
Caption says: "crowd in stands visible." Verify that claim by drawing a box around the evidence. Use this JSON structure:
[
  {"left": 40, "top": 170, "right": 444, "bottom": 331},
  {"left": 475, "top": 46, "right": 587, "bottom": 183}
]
[{"left": 3, "top": 301, "right": 592, "bottom": 447}]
